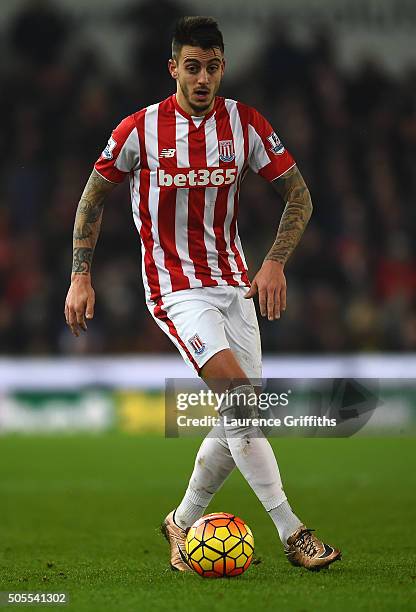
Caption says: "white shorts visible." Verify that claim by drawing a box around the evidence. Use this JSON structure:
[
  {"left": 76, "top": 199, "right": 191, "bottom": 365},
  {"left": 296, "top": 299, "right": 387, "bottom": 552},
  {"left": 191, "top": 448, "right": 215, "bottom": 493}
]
[{"left": 147, "top": 286, "right": 262, "bottom": 380}]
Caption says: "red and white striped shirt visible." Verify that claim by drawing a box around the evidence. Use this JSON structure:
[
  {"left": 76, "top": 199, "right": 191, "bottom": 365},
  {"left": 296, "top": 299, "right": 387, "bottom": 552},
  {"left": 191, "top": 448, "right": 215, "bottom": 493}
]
[{"left": 95, "top": 94, "right": 295, "bottom": 302}]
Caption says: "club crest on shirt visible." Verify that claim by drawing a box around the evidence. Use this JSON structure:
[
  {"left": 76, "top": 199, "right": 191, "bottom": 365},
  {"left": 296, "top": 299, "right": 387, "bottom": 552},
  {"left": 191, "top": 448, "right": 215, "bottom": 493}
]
[
  {"left": 188, "top": 333, "right": 206, "bottom": 356},
  {"left": 218, "top": 140, "right": 235, "bottom": 162},
  {"left": 267, "top": 132, "right": 285, "bottom": 155}
]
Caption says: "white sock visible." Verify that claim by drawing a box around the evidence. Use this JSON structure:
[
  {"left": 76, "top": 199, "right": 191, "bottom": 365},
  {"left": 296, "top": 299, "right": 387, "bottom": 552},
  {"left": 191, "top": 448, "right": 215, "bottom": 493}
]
[
  {"left": 269, "top": 500, "right": 303, "bottom": 545},
  {"left": 221, "top": 385, "right": 298, "bottom": 538},
  {"left": 174, "top": 421, "right": 235, "bottom": 530}
]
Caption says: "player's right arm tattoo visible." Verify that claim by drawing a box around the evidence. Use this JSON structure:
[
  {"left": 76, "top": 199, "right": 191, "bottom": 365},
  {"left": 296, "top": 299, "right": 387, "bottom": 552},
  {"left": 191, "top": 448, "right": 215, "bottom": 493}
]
[
  {"left": 265, "top": 166, "right": 313, "bottom": 265},
  {"left": 72, "top": 169, "right": 117, "bottom": 275}
]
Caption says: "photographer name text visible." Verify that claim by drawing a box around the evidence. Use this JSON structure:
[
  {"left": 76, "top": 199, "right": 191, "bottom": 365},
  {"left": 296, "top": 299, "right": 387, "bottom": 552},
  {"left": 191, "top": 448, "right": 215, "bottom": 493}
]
[{"left": 176, "top": 415, "right": 337, "bottom": 428}]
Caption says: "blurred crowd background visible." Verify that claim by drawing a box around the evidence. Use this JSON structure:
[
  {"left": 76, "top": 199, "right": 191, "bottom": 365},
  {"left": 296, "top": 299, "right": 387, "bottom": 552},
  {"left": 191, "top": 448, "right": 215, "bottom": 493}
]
[{"left": 2, "top": 0, "right": 416, "bottom": 356}]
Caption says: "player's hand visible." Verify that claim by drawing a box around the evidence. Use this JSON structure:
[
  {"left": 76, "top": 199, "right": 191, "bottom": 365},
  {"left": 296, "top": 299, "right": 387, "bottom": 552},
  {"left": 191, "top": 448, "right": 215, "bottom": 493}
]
[
  {"left": 244, "top": 260, "right": 286, "bottom": 320},
  {"left": 64, "top": 275, "right": 95, "bottom": 337}
]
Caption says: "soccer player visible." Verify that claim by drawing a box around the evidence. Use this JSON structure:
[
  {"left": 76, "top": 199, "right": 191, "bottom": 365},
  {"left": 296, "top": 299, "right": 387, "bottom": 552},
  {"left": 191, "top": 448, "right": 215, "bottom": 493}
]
[{"left": 65, "top": 17, "right": 341, "bottom": 571}]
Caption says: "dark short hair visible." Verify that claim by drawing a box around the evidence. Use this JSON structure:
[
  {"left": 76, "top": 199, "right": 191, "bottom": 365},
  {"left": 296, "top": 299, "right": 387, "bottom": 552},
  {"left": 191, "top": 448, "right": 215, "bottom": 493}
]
[{"left": 172, "top": 16, "right": 224, "bottom": 59}]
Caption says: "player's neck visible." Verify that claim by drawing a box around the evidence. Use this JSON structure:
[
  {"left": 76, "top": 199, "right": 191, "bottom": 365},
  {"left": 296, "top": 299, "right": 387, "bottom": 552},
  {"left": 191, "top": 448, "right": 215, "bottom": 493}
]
[{"left": 175, "top": 91, "right": 215, "bottom": 118}]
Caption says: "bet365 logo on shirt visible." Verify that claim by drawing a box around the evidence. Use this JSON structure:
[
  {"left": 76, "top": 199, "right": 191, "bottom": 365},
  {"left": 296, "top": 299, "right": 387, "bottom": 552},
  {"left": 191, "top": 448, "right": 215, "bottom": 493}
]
[{"left": 158, "top": 167, "right": 237, "bottom": 189}]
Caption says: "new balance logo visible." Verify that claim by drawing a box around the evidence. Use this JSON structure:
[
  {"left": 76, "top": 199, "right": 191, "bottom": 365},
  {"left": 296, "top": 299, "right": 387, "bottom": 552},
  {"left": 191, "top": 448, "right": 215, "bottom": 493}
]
[{"left": 159, "top": 148, "right": 176, "bottom": 158}]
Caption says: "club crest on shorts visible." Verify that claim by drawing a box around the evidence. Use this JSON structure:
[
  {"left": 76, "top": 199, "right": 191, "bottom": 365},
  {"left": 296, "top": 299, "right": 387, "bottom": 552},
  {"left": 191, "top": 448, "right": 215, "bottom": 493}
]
[
  {"left": 218, "top": 140, "right": 235, "bottom": 162},
  {"left": 188, "top": 333, "right": 206, "bottom": 355}
]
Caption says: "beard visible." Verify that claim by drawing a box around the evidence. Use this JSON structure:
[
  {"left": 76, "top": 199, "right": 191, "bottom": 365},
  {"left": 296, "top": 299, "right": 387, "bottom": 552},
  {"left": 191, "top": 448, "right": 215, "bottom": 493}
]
[
  {"left": 188, "top": 99, "right": 212, "bottom": 113},
  {"left": 179, "top": 80, "right": 217, "bottom": 114}
]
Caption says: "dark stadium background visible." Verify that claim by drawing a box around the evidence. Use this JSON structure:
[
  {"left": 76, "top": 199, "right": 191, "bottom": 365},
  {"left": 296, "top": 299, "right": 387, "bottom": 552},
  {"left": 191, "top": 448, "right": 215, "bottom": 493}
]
[
  {"left": 2, "top": 0, "right": 416, "bottom": 357},
  {"left": 1, "top": 3, "right": 415, "bottom": 610}
]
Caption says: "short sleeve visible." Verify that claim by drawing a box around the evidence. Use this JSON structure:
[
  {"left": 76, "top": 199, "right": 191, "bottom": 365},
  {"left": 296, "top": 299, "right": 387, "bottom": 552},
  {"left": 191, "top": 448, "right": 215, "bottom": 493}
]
[
  {"left": 94, "top": 115, "right": 140, "bottom": 183},
  {"left": 248, "top": 108, "right": 295, "bottom": 182}
]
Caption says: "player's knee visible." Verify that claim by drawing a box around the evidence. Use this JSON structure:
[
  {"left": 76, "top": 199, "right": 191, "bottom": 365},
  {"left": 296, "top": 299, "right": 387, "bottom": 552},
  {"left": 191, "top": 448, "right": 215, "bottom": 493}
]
[{"left": 218, "top": 384, "right": 258, "bottom": 420}]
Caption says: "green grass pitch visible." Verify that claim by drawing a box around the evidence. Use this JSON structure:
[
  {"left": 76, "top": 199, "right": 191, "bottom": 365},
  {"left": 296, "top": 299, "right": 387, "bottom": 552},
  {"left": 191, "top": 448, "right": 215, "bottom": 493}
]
[{"left": 0, "top": 435, "right": 415, "bottom": 612}]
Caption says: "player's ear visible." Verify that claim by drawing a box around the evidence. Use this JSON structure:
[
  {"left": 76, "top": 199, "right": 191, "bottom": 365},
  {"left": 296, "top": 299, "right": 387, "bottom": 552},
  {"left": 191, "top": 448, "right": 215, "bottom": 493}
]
[{"left": 168, "top": 59, "right": 178, "bottom": 79}]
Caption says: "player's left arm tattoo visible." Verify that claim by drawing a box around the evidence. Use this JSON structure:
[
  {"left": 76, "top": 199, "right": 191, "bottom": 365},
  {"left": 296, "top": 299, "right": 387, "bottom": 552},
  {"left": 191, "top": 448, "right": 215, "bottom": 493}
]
[{"left": 265, "top": 166, "right": 313, "bottom": 265}]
